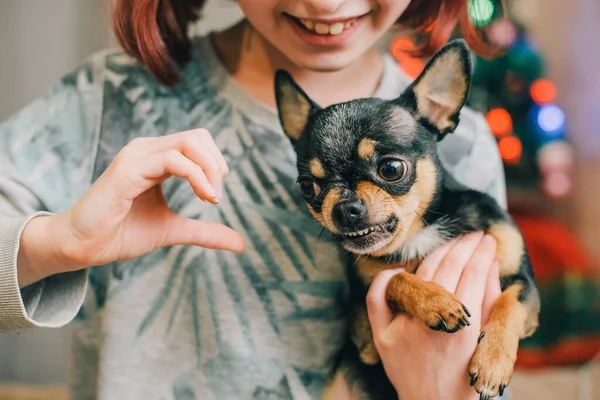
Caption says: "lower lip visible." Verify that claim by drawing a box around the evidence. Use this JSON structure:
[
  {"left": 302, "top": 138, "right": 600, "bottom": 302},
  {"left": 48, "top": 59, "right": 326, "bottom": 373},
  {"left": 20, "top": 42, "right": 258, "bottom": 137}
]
[{"left": 285, "top": 14, "right": 365, "bottom": 47}]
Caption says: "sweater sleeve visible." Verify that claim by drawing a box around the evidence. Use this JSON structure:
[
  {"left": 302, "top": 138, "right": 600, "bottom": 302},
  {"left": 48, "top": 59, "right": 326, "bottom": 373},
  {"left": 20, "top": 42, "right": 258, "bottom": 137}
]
[{"left": 0, "top": 56, "right": 105, "bottom": 332}]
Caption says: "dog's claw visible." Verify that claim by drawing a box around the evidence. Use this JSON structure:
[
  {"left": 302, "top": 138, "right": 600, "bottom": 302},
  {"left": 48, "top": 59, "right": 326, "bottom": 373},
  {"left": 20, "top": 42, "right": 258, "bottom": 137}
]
[
  {"left": 470, "top": 373, "right": 478, "bottom": 386},
  {"left": 478, "top": 332, "right": 485, "bottom": 343},
  {"left": 463, "top": 305, "right": 472, "bottom": 317},
  {"left": 499, "top": 384, "right": 506, "bottom": 396},
  {"left": 440, "top": 319, "right": 449, "bottom": 332}
]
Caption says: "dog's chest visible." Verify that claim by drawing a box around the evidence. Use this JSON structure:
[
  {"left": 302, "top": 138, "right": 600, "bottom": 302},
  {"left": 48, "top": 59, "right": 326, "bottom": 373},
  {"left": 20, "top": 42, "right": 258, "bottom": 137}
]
[{"left": 401, "top": 225, "right": 448, "bottom": 261}]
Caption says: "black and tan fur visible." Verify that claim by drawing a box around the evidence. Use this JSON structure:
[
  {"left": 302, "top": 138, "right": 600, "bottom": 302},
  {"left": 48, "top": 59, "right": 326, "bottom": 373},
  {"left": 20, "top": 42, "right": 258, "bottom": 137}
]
[{"left": 274, "top": 40, "right": 540, "bottom": 400}]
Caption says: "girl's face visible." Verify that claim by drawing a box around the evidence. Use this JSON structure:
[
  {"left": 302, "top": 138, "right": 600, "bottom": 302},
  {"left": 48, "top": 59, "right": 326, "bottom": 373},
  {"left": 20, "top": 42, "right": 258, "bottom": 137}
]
[{"left": 237, "top": 0, "right": 411, "bottom": 71}]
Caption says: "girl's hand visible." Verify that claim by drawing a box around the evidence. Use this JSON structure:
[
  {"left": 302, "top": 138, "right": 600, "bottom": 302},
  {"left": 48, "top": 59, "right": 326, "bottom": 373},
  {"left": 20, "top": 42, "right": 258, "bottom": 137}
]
[
  {"left": 19, "top": 129, "right": 245, "bottom": 287},
  {"left": 366, "top": 232, "right": 501, "bottom": 400}
]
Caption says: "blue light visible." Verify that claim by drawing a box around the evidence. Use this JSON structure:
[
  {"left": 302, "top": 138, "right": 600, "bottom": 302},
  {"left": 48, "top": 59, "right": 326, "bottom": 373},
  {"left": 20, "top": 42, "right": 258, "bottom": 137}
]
[{"left": 534, "top": 104, "right": 565, "bottom": 139}]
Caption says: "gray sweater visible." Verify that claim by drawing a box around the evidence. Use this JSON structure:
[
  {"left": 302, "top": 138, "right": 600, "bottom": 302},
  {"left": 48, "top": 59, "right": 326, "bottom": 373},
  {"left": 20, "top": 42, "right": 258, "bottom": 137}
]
[{"left": 0, "top": 35, "right": 506, "bottom": 399}]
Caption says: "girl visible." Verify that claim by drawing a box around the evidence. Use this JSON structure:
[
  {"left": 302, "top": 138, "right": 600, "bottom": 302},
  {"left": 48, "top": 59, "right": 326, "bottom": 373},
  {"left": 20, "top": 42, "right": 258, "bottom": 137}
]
[{"left": 0, "top": 1, "right": 506, "bottom": 399}]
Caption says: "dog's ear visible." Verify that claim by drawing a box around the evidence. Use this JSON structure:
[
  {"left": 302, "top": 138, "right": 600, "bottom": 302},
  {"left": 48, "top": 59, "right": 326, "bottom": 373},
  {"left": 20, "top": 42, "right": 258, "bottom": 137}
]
[
  {"left": 274, "top": 70, "right": 321, "bottom": 144},
  {"left": 402, "top": 39, "right": 472, "bottom": 136}
]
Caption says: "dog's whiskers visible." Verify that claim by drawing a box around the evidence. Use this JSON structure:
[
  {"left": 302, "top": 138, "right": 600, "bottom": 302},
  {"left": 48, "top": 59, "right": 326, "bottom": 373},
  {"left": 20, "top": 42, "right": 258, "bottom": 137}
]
[{"left": 413, "top": 208, "right": 429, "bottom": 227}]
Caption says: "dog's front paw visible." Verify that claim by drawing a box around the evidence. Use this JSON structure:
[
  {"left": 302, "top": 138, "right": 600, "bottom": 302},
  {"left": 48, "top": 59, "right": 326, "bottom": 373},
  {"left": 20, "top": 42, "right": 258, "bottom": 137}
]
[
  {"left": 388, "top": 279, "right": 471, "bottom": 333},
  {"left": 424, "top": 289, "right": 472, "bottom": 333},
  {"left": 468, "top": 324, "right": 519, "bottom": 399}
]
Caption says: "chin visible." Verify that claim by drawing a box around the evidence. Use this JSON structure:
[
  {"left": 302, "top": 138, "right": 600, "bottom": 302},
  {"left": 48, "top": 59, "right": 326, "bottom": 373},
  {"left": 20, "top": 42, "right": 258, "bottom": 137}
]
[{"left": 283, "top": 48, "right": 368, "bottom": 73}]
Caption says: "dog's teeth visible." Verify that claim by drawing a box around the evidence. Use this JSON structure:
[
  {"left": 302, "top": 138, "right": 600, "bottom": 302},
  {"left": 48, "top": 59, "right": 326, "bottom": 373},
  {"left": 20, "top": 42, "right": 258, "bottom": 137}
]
[{"left": 347, "top": 228, "right": 378, "bottom": 238}]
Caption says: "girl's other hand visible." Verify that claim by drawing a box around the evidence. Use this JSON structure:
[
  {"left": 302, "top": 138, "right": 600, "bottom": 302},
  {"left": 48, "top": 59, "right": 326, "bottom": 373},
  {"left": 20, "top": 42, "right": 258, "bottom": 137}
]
[
  {"left": 19, "top": 129, "right": 245, "bottom": 287},
  {"left": 366, "top": 232, "right": 501, "bottom": 400}
]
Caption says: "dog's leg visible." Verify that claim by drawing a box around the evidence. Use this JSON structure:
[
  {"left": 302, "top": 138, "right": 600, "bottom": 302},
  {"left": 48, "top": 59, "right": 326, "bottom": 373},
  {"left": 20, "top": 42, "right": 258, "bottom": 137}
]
[
  {"left": 386, "top": 271, "right": 472, "bottom": 333},
  {"left": 351, "top": 306, "right": 380, "bottom": 365},
  {"left": 321, "top": 369, "right": 352, "bottom": 400},
  {"left": 468, "top": 221, "right": 540, "bottom": 400}
]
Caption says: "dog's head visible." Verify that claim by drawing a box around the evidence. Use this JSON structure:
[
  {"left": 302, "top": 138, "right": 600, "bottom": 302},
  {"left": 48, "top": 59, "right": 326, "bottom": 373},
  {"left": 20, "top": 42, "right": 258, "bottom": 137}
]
[{"left": 275, "top": 40, "right": 472, "bottom": 257}]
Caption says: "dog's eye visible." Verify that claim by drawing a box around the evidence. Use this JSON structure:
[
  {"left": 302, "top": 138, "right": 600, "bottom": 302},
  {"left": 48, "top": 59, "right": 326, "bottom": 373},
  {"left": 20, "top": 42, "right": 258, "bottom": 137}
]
[
  {"left": 378, "top": 159, "right": 407, "bottom": 182},
  {"left": 298, "top": 178, "right": 321, "bottom": 199}
]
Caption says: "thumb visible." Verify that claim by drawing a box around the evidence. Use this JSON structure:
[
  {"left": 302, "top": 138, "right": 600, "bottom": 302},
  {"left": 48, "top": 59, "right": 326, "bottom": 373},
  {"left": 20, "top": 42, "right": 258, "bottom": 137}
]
[
  {"left": 165, "top": 215, "right": 246, "bottom": 253},
  {"left": 366, "top": 268, "right": 405, "bottom": 338}
]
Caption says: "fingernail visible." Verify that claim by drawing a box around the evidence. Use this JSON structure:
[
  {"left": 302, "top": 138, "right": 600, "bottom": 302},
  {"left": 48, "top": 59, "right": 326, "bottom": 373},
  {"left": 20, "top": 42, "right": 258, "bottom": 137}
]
[{"left": 208, "top": 186, "right": 219, "bottom": 202}]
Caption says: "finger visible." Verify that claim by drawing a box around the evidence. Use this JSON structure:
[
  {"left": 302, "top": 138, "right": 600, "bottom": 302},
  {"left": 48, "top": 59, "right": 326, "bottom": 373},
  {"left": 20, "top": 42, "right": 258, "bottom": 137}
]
[
  {"left": 165, "top": 215, "right": 246, "bottom": 253},
  {"left": 203, "top": 135, "right": 229, "bottom": 177},
  {"left": 157, "top": 150, "right": 219, "bottom": 203},
  {"left": 146, "top": 130, "right": 225, "bottom": 200},
  {"left": 415, "top": 237, "right": 460, "bottom": 281},
  {"left": 203, "top": 139, "right": 230, "bottom": 200},
  {"left": 454, "top": 234, "right": 497, "bottom": 319},
  {"left": 366, "top": 268, "right": 404, "bottom": 338},
  {"left": 179, "top": 130, "right": 226, "bottom": 200},
  {"left": 481, "top": 262, "right": 502, "bottom": 326},
  {"left": 432, "top": 231, "right": 485, "bottom": 292}
]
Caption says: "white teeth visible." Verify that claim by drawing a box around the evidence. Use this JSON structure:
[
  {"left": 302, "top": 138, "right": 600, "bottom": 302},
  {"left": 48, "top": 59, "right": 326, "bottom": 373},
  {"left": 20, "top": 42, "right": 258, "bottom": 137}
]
[
  {"left": 298, "top": 18, "right": 354, "bottom": 35},
  {"left": 346, "top": 225, "right": 390, "bottom": 237},
  {"left": 301, "top": 19, "right": 314, "bottom": 30},
  {"left": 329, "top": 23, "right": 344, "bottom": 35},
  {"left": 314, "top": 23, "right": 330, "bottom": 34},
  {"left": 346, "top": 226, "right": 378, "bottom": 237}
]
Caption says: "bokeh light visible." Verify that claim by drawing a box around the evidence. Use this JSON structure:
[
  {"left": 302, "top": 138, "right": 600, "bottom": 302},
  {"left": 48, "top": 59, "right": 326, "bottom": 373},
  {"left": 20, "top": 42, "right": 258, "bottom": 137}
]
[
  {"left": 390, "top": 37, "right": 425, "bottom": 79},
  {"left": 469, "top": 0, "right": 495, "bottom": 27},
  {"left": 543, "top": 172, "right": 572, "bottom": 199},
  {"left": 498, "top": 136, "right": 523, "bottom": 164},
  {"left": 486, "top": 108, "right": 513, "bottom": 138},
  {"left": 536, "top": 104, "right": 566, "bottom": 135},
  {"left": 530, "top": 79, "right": 557, "bottom": 105}
]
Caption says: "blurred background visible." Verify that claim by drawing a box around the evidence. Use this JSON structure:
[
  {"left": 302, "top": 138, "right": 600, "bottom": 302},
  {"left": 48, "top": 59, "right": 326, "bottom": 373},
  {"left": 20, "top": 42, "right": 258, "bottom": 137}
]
[{"left": 0, "top": 0, "right": 598, "bottom": 399}]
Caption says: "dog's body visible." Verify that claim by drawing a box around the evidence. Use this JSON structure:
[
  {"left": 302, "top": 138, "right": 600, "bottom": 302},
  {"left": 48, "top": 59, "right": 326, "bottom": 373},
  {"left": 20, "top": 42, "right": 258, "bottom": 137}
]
[{"left": 274, "top": 40, "right": 540, "bottom": 400}]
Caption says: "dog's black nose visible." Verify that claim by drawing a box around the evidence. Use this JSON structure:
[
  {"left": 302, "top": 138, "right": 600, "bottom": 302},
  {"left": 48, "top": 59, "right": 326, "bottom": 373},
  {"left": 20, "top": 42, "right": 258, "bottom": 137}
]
[{"left": 332, "top": 200, "right": 367, "bottom": 229}]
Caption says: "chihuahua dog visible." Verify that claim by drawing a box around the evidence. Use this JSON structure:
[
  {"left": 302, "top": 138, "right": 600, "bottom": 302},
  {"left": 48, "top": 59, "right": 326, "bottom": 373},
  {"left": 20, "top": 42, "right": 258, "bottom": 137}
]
[{"left": 274, "top": 40, "right": 540, "bottom": 400}]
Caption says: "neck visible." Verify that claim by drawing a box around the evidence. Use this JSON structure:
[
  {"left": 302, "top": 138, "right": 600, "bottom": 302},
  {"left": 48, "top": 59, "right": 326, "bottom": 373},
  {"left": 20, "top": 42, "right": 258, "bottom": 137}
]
[{"left": 212, "top": 19, "right": 385, "bottom": 109}]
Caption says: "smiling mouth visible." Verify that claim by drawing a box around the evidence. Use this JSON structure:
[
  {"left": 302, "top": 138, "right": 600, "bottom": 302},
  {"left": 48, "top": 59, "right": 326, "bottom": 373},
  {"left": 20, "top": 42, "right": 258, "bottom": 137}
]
[
  {"left": 340, "top": 217, "right": 398, "bottom": 254},
  {"left": 285, "top": 13, "right": 365, "bottom": 36}
]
